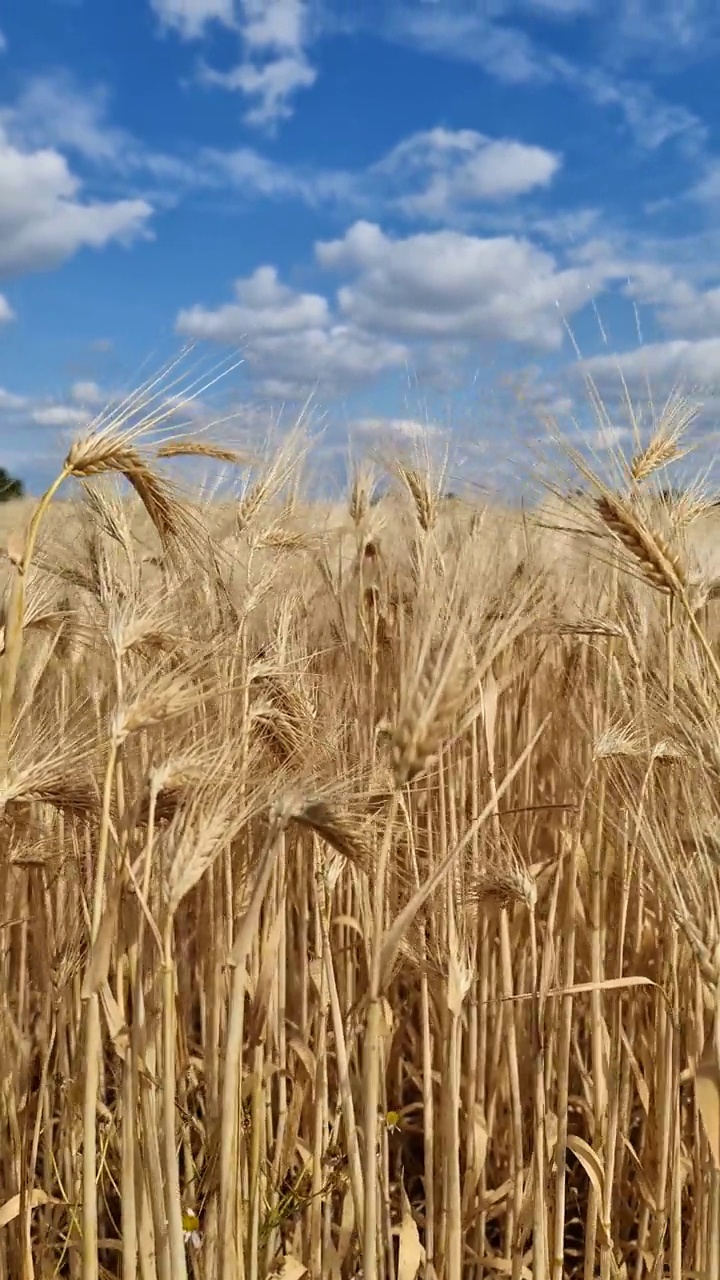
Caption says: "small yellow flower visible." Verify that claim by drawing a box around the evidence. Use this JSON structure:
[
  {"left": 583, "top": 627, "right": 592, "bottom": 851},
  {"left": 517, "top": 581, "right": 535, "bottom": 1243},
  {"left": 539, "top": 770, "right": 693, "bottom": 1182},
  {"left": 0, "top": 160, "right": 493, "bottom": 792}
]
[
  {"left": 385, "top": 1110, "right": 401, "bottom": 1133},
  {"left": 182, "top": 1208, "right": 202, "bottom": 1250}
]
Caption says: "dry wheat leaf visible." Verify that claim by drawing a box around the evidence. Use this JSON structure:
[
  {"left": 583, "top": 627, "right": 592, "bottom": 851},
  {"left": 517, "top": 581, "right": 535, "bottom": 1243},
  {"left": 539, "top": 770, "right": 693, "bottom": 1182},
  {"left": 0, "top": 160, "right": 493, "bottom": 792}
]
[
  {"left": 336, "top": 1186, "right": 355, "bottom": 1265},
  {"left": 100, "top": 982, "right": 129, "bottom": 1057},
  {"left": 696, "top": 1042, "right": 720, "bottom": 1169},
  {"left": 287, "top": 1036, "right": 316, "bottom": 1080},
  {"left": 566, "top": 1135, "right": 605, "bottom": 1203},
  {"left": 397, "top": 1179, "right": 423, "bottom": 1280},
  {"left": 504, "top": 974, "right": 664, "bottom": 1006},
  {"left": 275, "top": 1256, "right": 307, "bottom": 1280},
  {"left": 330, "top": 914, "right": 364, "bottom": 937},
  {"left": 0, "top": 1188, "right": 55, "bottom": 1228}
]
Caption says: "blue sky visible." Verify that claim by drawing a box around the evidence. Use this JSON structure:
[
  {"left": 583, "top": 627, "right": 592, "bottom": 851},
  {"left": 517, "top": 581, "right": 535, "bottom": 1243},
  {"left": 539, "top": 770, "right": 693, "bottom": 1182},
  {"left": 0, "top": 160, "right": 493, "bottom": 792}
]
[{"left": 2, "top": 0, "right": 720, "bottom": 493}]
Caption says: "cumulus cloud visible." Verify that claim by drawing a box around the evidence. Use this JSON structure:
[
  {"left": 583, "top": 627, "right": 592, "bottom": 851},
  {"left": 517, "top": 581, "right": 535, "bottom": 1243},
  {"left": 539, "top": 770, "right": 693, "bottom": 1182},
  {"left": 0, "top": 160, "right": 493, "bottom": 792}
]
[
  {"left": 71, "top": 381, "right": 105, "bottom": 406},
  {"left": 175, "top": 217, "right": 620, "bottom": 399},
  {"left": 31, "top": 404, "right": 91, "bottom": 429},
  {"left": 0, "top": 125, "right": 152, "bottom": 279},
  {"left": 202, "top": 124, "right": 557, "bottom": 221},
  {"left": 582, "top": 338, "right": 720, "bottom": 388},
  {"left": 663, "top": 288, "right": 720, "bottom": 337},
  {"left": 150, "top": 0, "right": 235, "bottom": 38},
  {"left": 377, "top": 128, "right": 561, "bottom": 219},
  {"left": 353, "top": 416, "right": 442, "bottom": 442},
  {"left": 178, "top": 265, "right": 329, "bottom": 338},
  {"left": 201, "top": 52, "right": 316, "bottom": 127},
  {"left": 316, "top": 220, "right": 612, "bottom": 349},
  {"left": 0, "top": 385, "right": 95, "bottom": 488},
  {"left": 1, "top": 74, "right": 567, "bottom": 228},
  {"left": 0, "top": 389, "right": 27, "bottom": 411},
  {"left": 176, "top": 263, "right": 407, "bottom": 396},
  {"left": 155, "top": 0, "right": 317, "bottom": 127},
  {"left": 0, "top": 294, "right": 14, "bottom": 323},
  {"left": 588, "top": 424, "right": 632, "bottom": 451},
  {"left": 623, "top": 263, "right": 720, "bottom": 339}
]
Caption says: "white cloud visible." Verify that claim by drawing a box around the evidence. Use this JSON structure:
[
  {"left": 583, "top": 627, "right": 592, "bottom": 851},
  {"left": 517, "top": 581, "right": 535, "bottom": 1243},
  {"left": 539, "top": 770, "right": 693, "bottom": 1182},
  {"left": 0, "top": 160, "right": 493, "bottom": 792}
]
[
  {"left": 0, "top": 389, "right": 27, "bottom": 411},
  {"left": 387, "top": 7, "right": 549, "bottom": 84},
  {"left": 175, "top": 217, "right": 621, "bottom": 398},
  {"left": 377, "top": 128, "right": 561, "bottom": 219},
  {"left": 623, "top": 263, "right": 720, "bottom": 338},
  {"left": 244, "top": 326, "right": 408, "bottom": 398},
  {"left": 71, "top": 380, "right": 105, "bottom": 406},
  {"left": 574, "top": 66, "right": 707, "bottom": 152},
  {"left": 317, "top": 220, "right": 613, "bottom": 349},
  {"left": 0, "top": 294, "right": 14, "bottom": 323},
  {"left": 353, "top": 416, "right": 442, "bottom": 441},
  {"left": 600, "top": 0, "right": 716, "bottom": 59},
  {"left": 178, "top": 265, "right": 329, "bottom": 338},
  {"left": 242, "top": 0, "right": 309, "bottom": 51},
  {"left": 176, "top": 262, "right": 407, "bottom": 395},
  {"left": 0, "top": 125, "right": 152, "bottom": 279},
  {"left": 589, "top": 424, "right": 632, "bottom": 451},
  {"left": 531, "top": 207, "right": 602, "bottom": 246},
  {"left": 150, "top": 0, "right": 235, "bottom": 38},
  {"left": 2, "top": 73, "right": 198, "bottom": 190},
  {"left": 3, "top": 74, "right": 131, "bottom": 166},
  {"left": 201, "top": 52, "right": 316, "bottom": 127},
  {"left": 198, "top": 145, "right": 320, "bottom": 199},
  {"left": 5, "top": 73, "right": 334, "bottom": 202},
  {"left": 691, "top": 162, "right": 720, "bottom": 207},
  {"left": 383, "top": 5, "right": 707, "bottom": 153},
  {"left": 32, "top": 404, "right": 91, "bottom": 428},
  {"left": 151, "top": 0, "right": 312, "bottom": 49},
  {"left": 0, "top": 73, "right": 567, "bottom": 228},
  {"left": 156, "top": 0, "right": 317, "bottom": 127},
  {"left": 665, "top": 288, "right": 720, "bottom": 337},
  {"left": 582, "top": 338, "right": 720, "bottom": 387},
  {"left": 202, "top": 125, "right": 557, "bottom": 219},
  {"left": 387, "top": 0, "right": 716, "bottom": 67}
]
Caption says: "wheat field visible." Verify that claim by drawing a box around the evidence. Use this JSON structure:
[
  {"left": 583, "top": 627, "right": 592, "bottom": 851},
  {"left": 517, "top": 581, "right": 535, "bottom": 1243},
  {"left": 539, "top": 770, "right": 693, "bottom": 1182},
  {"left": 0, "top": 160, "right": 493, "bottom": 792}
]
[{"left": 2, "top": 368, "right": 720, "bottom": 1280}]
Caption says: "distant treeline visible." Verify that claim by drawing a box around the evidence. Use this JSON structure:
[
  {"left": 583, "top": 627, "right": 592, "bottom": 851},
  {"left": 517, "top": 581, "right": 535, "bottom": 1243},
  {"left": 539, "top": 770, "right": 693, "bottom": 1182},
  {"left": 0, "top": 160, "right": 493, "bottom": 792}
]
[{"left": 0, "top": 468, "right": 23, "bottom": 502}]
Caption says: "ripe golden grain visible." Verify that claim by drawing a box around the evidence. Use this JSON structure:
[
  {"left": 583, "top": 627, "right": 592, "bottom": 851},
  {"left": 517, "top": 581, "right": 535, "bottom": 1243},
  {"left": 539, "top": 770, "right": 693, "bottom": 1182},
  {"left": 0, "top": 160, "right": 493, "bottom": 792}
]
[{"left": 0, "top": 371, "right": 717, "bottom": 1280}]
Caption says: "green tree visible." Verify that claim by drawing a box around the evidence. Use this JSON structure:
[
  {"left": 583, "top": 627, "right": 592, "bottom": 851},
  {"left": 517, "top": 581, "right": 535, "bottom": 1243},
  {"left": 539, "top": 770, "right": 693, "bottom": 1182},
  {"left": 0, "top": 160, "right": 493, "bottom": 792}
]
[{"left": 0, "top": 467, "right": 24, "bottom": 502}]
